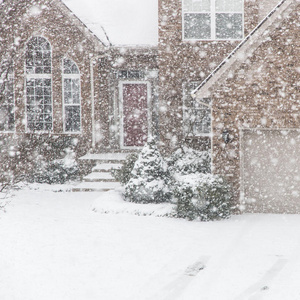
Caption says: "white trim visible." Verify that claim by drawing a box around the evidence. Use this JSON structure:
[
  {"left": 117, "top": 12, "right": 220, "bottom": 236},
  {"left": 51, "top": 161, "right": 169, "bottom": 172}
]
[
  {"left": 182, "top": 0, "right": 244, "bottom": 41},
  {"left": 62, "top": 57, "right": 82, "bottom": 134},
  {"left": 119, "top": 80, "right": 151, "bottom": 149},
  {"left": 90, "top": 57, "right": 95, "bottom": 148},
  {"left": 192, "top": 0, "right": 288, "bottom": 98}
]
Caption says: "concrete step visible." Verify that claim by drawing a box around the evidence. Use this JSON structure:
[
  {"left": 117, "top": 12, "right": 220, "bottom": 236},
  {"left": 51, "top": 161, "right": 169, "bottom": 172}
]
[
  {"left": 92, "top": 163, "right": 123, "bottom": 172},
  {"left": 83, "top": 172, "right": 116, "bottom": 182},
  {"left": 72, "top": 181, "right": 122, "bottom": 192},
  {"left": 79, "top": 153, "right": 129, "bottom": 163},
  {"left": 75, "top": 152, "right": 133, "bottom": 192}
]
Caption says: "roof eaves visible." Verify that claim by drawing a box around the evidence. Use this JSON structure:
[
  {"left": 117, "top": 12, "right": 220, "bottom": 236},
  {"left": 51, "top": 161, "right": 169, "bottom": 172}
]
[
  {"left": 56, "top": 0, "right": 107, "bottom": 49},
  {"left": 191, "top": 0, "right": 287, "bottom": 98}
]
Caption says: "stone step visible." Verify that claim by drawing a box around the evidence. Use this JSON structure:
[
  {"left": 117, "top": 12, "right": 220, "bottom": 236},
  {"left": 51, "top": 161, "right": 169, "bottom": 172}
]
[
  {"left": 83, "top": 172, "right": 116, "bottom": 182},
  {"left": 92, "top": 163, "right": 123, "bottom": 172},
  {"left": 72, "top": 181, "right": 122, "bottom": 192}
]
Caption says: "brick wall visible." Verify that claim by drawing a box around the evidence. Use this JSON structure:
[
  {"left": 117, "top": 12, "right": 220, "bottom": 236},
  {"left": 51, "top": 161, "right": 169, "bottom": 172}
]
[
  {"left": 0, "top": 0, "right": 100, "bottom": 160},
  {"left": 210, "top": 4, "right": 300, "bottom": 203}
]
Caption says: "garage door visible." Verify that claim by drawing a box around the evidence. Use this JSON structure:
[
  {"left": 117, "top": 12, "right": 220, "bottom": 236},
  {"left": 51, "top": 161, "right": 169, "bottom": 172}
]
[{"left": 242, "top": 129, "right": 300, "bottom": 213}]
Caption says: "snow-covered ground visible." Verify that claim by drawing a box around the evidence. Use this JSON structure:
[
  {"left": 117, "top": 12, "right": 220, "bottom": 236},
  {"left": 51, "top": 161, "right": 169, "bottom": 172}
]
[{"left": 1, "top": 184, "right": 300, "bottom": 300}]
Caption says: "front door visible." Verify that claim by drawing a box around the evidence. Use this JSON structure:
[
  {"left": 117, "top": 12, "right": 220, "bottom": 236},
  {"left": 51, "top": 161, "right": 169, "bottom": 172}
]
[{"left": 121, "top": 82, "right": 149, "bottom": 148}]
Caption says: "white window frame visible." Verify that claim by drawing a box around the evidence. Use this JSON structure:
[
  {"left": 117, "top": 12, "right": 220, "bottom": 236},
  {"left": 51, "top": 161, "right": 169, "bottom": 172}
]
[
  {"left": 119, "top": 80, "right": 151, "bottom": 149},
  {"left": 183, "top": 82, "right": 211, "bottom": 137},
  {"left": 182, "top": 0, "right": 244, "bottom": 41},
  {"left": 0, "top": 69, "right": 15, "bottom": 132},
  {"left": 62, "top": 58, "right": 81, "bottom": 133},
  {"left": 25, "top": 36, "right": 53, "bottom": 132}
]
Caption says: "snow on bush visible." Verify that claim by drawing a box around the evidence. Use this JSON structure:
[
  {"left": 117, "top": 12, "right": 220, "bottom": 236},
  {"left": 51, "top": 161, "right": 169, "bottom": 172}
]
[
  {"left": 28, "top": 149, "right": 79, "bottom": 184},
  {"left": 167, "top": 147, "right": 211, "bottom": 175},
  {"left": 124, "top": 137, "right": 172, "bottom": 203},
  {"left": 174, "top": 173, "right": 233, "bottom": 221},
  {"left": 111, "top": 153, "right": 138, "bottom": 185}
]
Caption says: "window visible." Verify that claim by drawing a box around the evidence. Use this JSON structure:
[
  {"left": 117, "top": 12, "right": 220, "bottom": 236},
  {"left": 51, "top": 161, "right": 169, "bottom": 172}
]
[
  {"left": 183, "top": 82, "right": 211, "bottom": 136},
  {"left": 183, "top": 0, "right": 243, "bottom": 40},
  {"left": 0, "top": 68, "right": 14, "bottom": 131},
  {"left": 25, "top": 36, "right": 52, "bottom": 131},
  {"left": 63, "top": 58, "right": 81, "bottom": 132},
  {"left": 117, "top": 70, "right": 144, "bottom": 80}
]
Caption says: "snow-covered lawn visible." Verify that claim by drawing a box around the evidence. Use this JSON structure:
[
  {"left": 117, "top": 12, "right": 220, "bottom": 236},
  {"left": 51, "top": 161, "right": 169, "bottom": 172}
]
[{"left": 1, "top": 184, "right": 300, "bottom": 300}]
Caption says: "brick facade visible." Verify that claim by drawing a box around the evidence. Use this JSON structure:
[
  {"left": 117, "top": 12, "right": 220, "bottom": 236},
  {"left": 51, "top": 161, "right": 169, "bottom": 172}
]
[
  {"left": 1, "top": 0, "right": 298, "bottom": 208},
  {"left": 194, "top": 0, "right": 300, "bottom": 207}
]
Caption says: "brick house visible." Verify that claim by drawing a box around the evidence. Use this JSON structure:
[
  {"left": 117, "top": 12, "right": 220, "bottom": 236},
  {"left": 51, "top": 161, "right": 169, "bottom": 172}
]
[
  {"left": 0, "top": 0, "right": 299, "bottom": 212},
  {"left": 193, "top": 0, "right": 300, "bottom": 213}
]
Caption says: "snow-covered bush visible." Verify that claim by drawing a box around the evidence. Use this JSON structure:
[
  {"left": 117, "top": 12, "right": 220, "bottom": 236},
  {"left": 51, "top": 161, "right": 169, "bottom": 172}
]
[
  {"left": 111, "top": 153, "right": 138, "bottom": 185},
  {"left": 0, "top": 134, "right": 80, "bottom": 189},
  {"left": 167, "top": 147, "right": 211, "bottom": 175},
  {"left": 29, "top": 149, "right": 79, "bottom": 184},
  {"left": 174, "top": 173, "right": 233, "bottom": 221},
  {"left": 124, "top": 137, "right": 172, "bottom": 203}
]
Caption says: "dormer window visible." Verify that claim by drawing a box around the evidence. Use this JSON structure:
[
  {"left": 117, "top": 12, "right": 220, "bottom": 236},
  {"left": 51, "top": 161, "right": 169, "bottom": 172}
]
[{"left": 183, "top": 0, "right": 243, "bottom": 40}]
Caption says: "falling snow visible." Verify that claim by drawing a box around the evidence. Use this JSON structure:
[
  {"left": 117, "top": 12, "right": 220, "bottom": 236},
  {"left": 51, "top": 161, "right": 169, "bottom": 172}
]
[{"left": 0, "top": 0, "right": 300, "bottom": 298}]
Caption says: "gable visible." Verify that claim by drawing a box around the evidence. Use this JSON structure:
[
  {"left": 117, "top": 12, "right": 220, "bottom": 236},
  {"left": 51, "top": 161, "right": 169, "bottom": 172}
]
[
  {"left": 0, "top": 0, "right": 105, "bottom": 53},
  {"left": 193, "top": 0, "right": 298, "bottom": 99}
]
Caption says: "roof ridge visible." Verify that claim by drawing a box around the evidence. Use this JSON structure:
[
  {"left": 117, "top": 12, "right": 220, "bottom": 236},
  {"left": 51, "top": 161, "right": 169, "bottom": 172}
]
[
  {"left": 191, "top": 0, "right": 288, "bottom": 98},
  {"left": 56, "top": 0, "right": 107, "bottom": 48}
]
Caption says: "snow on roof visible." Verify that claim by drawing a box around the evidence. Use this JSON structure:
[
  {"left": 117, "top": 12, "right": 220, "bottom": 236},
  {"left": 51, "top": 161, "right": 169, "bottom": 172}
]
[{"left": 62, "top": 0, "right": 158, "bottom": 46}]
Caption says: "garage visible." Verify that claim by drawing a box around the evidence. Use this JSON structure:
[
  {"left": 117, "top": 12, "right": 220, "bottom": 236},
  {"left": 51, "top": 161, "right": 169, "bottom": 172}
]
[{"left": 241, "top": 129, "right": 300, "bottom": 213}]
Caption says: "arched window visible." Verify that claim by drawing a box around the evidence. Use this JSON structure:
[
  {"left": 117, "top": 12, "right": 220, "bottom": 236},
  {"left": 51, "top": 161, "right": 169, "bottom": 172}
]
[
  {"left": 25, "top": 36, "right": 52, "bottom": 131},
  {"left": 62, "top": 58, "right": 81, "bottom": 132}
]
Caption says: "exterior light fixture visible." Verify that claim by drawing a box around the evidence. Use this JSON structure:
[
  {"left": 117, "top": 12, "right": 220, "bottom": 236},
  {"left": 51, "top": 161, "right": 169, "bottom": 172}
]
[{"left": 222, "top": 129, "right": 231, "bottom": 144}]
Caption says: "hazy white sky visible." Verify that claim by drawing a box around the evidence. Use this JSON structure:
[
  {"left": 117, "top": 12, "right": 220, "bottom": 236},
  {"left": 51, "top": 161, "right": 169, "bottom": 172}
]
[{"left": 63, "top": 0, "right": 158, "bottom": 46}]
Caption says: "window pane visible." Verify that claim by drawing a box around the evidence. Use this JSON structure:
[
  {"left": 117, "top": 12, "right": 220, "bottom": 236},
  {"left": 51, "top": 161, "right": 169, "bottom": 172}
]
[
  {"left": 184, "top": 13, "right": 211, "bottom": 39},
  {"left": 72, "top": 79, "right": 80, "bottom": 104},
  {"left": 183, "top": 83, "right": 211, "bottom": 136},
  {"left": 26, "top": 78, "right": 52, "bottom": 131},
  {"left": 64, "top": 79, "right": 72, "bottom": 104},
  {"left": 216, "top": 13, "right": 243, "bottom": 39},
  {"left": 183, "top": 0, "right": 210, "bottom": 12},
  {"left": 26, "top": 37, "right": 51, "bottom": 74},
  {"left": 63, "top": 58, "right": 79, "bottom": 74},
  {"left": 216, "top": 0, "right": 243, "bottom": 12},
  {"left": 65, "top": 106, "right": 80, "bottom": 132}
]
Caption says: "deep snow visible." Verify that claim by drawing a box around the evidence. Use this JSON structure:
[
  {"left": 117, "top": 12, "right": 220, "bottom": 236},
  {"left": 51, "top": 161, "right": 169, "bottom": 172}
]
[{"left": 1, "top": 184, "right": 300, "bottom": 299}]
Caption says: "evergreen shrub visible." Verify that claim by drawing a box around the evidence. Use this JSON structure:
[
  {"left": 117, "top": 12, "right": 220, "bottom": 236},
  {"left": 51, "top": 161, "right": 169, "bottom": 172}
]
[
  {"left": 28, "top": 149, "right": 79, "bottom": 184},
  {"left": 111, "top": 153, "right": 138, "bottom": 185},
  {"left": 167, "top": 147, "right": 211, "bottom": 175},
  {"left": 174, "top": 173, "right": 233, "bottom": 221},
  {"left": 124, "top": 137, "right": 172, "bottom": 203}
]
